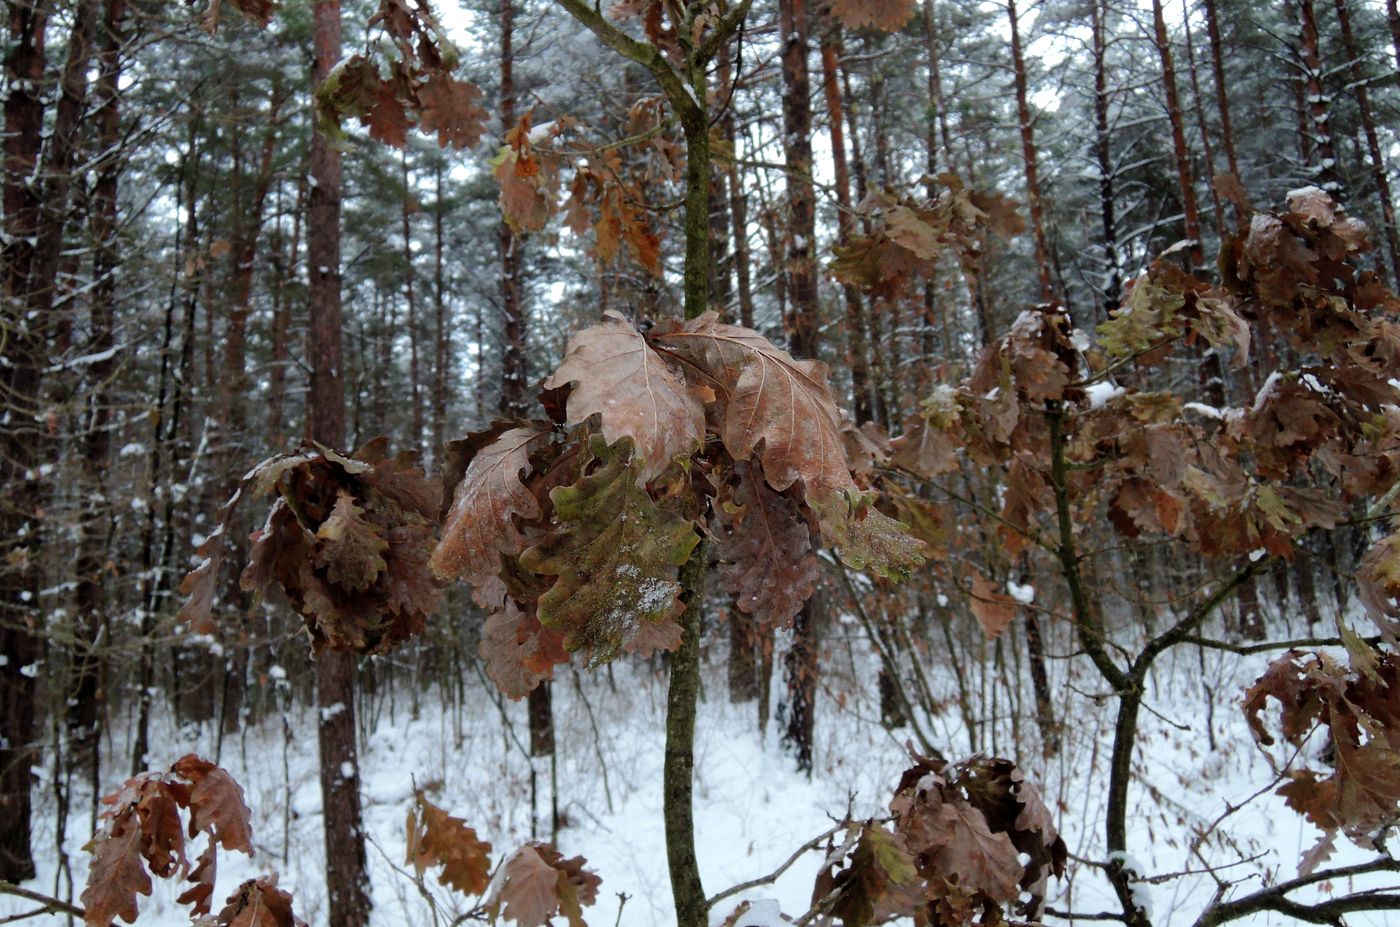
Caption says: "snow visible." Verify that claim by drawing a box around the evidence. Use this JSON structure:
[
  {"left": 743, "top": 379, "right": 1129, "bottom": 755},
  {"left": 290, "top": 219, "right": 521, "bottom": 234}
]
[
  {"left": 1007, "top": 580, "right": 1035, "bottom": 604},
  {"left": 1085, "top": 380, "right": 1125, "bottom": 408},
  {"left": 4, "top": 627, "right": 1396, "bottom": 926}
]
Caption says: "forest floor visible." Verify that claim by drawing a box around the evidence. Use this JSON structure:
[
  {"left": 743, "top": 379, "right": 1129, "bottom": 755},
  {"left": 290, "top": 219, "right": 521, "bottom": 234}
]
[{"left": 5, "top": 621, "right": 1393, "bottom": 926}]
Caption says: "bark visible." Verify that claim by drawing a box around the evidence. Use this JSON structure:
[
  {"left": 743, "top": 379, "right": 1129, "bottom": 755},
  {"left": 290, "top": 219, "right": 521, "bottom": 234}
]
[
  {"left": 1150, "top": 0, "right": 1203, "bottom": 266},
  {"left": 71, "top": 0, "right": 127, "bottom": 782},
  {"left": 1388, "top": 0, "right": 1400, "bottom": 70},
  {"left": 1, "top": 0, "right": 50, "bottom": 882},
  {"left": 1202, "top": 0, "right": 1241, "bottom": 222},
  {"left": 499, "top": 0, "right": 528, "bottom": 419},
  {"left": 778, "top": 0, "right": 820, "bottom": 775},
  {"left": 1007, "top": 0, "right": 1055, "bottom": 300},
  {"left": 1334, "top": 0, "right": 1400, "bottom": 284},
  {"left": 819, "top": 31, "right": 872, "bottom": 423},
  {"left": 402, "top": 150, "right": 423, "bottom": 448},
  {"left": 432, "top": 163, "right": 449, "bottom": 460},
  {"left": 1181, "top": 0, "right": 1225, "bottom": 242},
  {"left": 1298, "top": 0, "right": 1337, "bottom": 188},
  {"left": 1091, "top": 0, "right": 1123, "bottom": 315},
  {"left": 308, "top": 3, "right": 371, "bottom": 924},
  {"left": 717, "top": 47, "right": 754, "bottom": 329}
]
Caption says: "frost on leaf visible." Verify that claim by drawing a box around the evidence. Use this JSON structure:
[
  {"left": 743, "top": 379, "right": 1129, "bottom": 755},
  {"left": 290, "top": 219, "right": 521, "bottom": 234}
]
[
  {"left": 432, "top": 424, "right": 552, "bottom": 596},
  {"left": 714, "top": 462, "right": 820, "bottom": 629},
  {"left": 543, "top": 310, "right": 704, "bottom": 482},
  {"left": 649, "top": 312, "right": 923, "bottom": 578},
  {"left": 1243, "top": 649, "right": 1400, "bottom": 868},
  {"left": 485, "top": 843, "right": 601, "bottom": 927},
  {"left": 406, "top": 790, "right": 493, "bottom": 896},
  {"left": 520, "top": 435, "right": 699, "bottom": 667}
]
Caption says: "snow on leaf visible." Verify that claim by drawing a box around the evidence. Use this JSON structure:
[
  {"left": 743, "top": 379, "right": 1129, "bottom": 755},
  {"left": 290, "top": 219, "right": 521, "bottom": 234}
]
[
  {"left": 543, "top": 310, "right": 704, "bottom": 482},
  {"left": 520, "top": 435, "right": 699, "bottom": 667}
]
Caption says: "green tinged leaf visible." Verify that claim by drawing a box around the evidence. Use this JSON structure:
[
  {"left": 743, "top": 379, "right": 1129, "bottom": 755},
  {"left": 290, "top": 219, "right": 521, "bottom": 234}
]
[
  {"left": 520, "top": 435, "right": 699, "bottom": 666},
  {"left": 1097, "top": 274, "right": 1185, "bottom": 359}
]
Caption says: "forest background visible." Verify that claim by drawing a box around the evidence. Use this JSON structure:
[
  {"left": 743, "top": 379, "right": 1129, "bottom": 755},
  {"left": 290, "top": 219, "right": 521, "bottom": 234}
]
[{"left": 3, "top": 0, "right": 1400, "bottom": 926}]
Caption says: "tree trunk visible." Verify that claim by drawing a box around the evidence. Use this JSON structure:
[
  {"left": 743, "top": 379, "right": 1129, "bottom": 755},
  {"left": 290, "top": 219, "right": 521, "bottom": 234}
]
[
  {"left": 71, "top": 0, "right": 126, "bottom": 791},
  {"left": 307, "top": 3, "right": 371, "bottom": 924},
  {"left": 1181, "top": 0, "right": 1225, "bottom": 242},
  {"left": 1334, "top": 0, "right": 1400, "bottom": 284},
  {"left": 717, "top": 47, "right": 754, "bottom": 330},
  {"left": 1298, "top": 0, "right": 1336, "bottom": 189},
  {"left": 778, "top": 0, "right": 820, "bottom": 775},
  {"left": 1150, "top": 0, "right": 1203, "bottom": 266},
  {"left": 432, "top": 162, "right": 449, "bottom": 459},
  {"left": 819, "top": 31, "right": 873, "bottom": 423},
  {"left": 1202, "top": 0, "right": 1241, "bottom": 222},
  {"left": 1091, "top": 0, "right": 1122, "bottom": 315},
  {"left": 402, "top": 149, "right": 423, "bottom": 448},
  {"left": 1007, "top": 0, "right": 1055, "bottom": 301}
]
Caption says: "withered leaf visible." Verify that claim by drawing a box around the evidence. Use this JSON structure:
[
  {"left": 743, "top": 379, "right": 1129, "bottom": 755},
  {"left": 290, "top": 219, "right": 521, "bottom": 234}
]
[
  {"left": 416, "top": 75, "right": 487, "bottom": 150},
  {"left": 649, "top": 313, "right": 924, "bottom": 577},
  {"left": 432, "top": 425, "right": 551, "bottom": 591},
  {"left": 543, "top": 310, "right": 704, "bottom": 481},
  {"left": 479, "top": 600, "right": 570, "bottom": 700},
  {"left": 968, "top": 570, "right": 1017, "bottom": 641},
  {"left": 486, "top": 844, "right": 600, "bottom": 927},
  {"left": 406, "top": 790, "right": 493, "bottom": 896},
  {"left": 714, "top": 462, "right": 820, "bottom": 630},
  {"left": 315, "top": 490, "right": 389, "bottom": 592},
  {"left": 520, "top": 435, "right": 699, "bottom": 666},
  {"left": 214, "top": 875, "right": 305, "bottom": 927},
  {"left": 172, "top": 754, "right": 254, "bottom": 853}
]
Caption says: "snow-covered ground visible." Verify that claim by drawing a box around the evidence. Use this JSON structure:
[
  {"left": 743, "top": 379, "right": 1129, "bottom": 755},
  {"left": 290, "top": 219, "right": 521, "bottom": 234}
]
[{"left": 7, "top": 626, "right": 1395, "bottom": 926}]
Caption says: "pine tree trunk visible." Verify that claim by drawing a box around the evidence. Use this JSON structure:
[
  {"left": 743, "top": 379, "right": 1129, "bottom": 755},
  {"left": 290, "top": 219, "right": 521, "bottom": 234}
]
[
  {"left": 432, "top": 163, "right": 449, "bottom": 460},
  {"left": 1181, "top": 0, "right": 1225, "bottom": 242},
  {"left": 1387, "top": 0, "right": 1400, "bottom": 70},
  {"left": 1091, "top": 0, "right": 1122, "bottom": 315},
  {"left": 1202, "top": 0, "right": 1241, "bottom": 220},
  {"left": 819, "top": 31, "right": 873, "bottom": 423},
  {"left": 71, "top": 0, "right": 126, "bottom": 787},
  {"left": 308, "top": 3, "right": 370, "bottom": 924},
  {"left": 1007, "top": 0, "right": 1055, "bottom": 301},
  {"left": 1334, "top": 0, "right": 1400, "bottom": 284},
  {"left": 778, "top": 0, "right": 820, "bottom": 775},
  {"left": 1298, "top": 0, "right": 1337, "bottom": 189},
  {"left": 402, "top": 150, "right": 423, "bottom": 448},
  {"left": 0, "top": 0, "right": 49, "bottom": 884},
  {"left": 717, "top": 47, "right": 754, "bottom": 330},
  {"left": 1150, "top": 0, "right": 1203, "bottom": 265}
]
